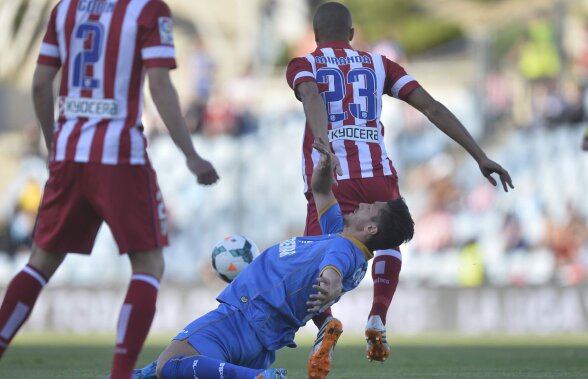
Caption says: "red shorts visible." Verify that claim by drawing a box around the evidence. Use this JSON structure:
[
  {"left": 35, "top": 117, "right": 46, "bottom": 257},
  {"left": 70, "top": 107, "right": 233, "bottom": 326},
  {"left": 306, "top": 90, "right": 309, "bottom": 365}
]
[
  {"left": 33, "top": 161, "right": 169, "bottom": 254},
  {"left": 304, "top": 175, "right": 401, "bottom": 236}
]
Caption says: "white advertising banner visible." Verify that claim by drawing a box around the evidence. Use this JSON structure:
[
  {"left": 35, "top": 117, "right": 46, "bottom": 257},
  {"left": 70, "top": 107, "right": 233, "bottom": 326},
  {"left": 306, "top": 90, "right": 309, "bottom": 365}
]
[{"left": 6, "top": 286, "right": 587, "bottom": 334}]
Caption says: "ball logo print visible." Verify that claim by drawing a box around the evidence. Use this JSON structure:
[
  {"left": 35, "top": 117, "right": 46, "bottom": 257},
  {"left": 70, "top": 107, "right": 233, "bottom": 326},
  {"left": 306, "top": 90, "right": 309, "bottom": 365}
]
[{"left": 211, "top": 234, "right": 260, "bottom": 283}]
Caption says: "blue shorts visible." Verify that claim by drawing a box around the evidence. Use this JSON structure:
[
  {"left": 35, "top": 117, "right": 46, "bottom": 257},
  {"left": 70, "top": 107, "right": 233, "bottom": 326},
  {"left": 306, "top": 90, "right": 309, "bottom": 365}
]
[{"left": 173, "top": 302, "right": 275, "bottom": 369}]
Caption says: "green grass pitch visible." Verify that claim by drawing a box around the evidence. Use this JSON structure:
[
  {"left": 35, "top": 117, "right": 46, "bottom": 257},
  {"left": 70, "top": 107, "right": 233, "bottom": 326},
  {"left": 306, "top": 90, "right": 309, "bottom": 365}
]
[{"left": 1, "top": 333, "right": 587, "bottom": 378}]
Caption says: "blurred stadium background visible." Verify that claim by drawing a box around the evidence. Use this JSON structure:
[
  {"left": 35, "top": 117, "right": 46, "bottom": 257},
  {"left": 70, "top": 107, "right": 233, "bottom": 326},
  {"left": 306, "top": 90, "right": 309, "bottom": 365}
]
[{"left": 0, "top": 0, "right": 587, "bottom": 342}]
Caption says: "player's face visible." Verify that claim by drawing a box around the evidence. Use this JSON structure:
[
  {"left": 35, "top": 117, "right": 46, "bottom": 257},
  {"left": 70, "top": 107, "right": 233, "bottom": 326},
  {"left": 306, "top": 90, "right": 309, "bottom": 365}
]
[{"left": 344, "top": 201, "right": 387, "bottom": 229}]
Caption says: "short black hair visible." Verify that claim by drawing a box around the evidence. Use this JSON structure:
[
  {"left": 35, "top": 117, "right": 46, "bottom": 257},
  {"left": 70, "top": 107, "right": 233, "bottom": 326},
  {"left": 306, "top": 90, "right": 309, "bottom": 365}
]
[
  {"left": 313, "top": 2, "right": 353, "bottom": 41},
  {"left": 365, "top": 198, "right": 414, "bottom": 251}
]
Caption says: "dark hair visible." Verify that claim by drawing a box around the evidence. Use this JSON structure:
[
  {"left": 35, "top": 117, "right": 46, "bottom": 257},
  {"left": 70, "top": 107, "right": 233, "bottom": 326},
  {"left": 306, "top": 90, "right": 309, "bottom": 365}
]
[
  {"left": 365, "top": 198, "right": 414, "bottom": 251},
  {"left": 313, "top": 2, "right": 353, "bottom": 41}
]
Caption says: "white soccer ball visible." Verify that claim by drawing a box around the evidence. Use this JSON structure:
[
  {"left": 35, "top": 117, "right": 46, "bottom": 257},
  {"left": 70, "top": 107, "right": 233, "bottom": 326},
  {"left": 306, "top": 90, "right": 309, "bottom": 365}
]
[{"left": 211, "top": 234, "right": 260, "bottom": 283}]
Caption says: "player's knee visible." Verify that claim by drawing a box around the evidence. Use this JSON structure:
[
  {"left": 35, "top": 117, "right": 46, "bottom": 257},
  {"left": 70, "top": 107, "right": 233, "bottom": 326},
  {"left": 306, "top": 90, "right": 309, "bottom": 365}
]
[
  {"left": 28, "top": 244, "right": 66, "bottom": 279},
  {"left": 128, "top": 249, "right": 165, "bottom": 279}
]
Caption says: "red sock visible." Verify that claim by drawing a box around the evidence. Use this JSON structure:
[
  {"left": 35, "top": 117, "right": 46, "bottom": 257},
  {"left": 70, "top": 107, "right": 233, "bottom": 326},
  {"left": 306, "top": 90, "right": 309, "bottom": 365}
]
[
  {"left": 312, "top": 308, "right": 333, "bottom": 329},
  {"left": 110, "top": 274, "right": 159, "bottom": 379},
  {"left": 369, "top": 250, "right": 402, "bottom": 325},
  {"left": 0, "top": 265, "right": 48, "bottom": 358}
]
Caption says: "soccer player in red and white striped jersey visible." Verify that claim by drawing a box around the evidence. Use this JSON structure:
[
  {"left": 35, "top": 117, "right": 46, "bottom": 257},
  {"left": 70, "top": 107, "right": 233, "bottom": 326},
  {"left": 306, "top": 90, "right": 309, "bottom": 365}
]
[
  {"left": 0, "top": 1, "right": 218, "bottom": 378},
  {"left": 287, "top": 2, "right": 513, "bottom": 371}
]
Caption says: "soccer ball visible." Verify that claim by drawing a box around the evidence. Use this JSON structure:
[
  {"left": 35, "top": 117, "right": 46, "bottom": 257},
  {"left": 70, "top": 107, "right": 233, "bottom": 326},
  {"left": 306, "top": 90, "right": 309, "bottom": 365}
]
[{"left": 211, "top": 234, "right": 260, "bottom": 283}]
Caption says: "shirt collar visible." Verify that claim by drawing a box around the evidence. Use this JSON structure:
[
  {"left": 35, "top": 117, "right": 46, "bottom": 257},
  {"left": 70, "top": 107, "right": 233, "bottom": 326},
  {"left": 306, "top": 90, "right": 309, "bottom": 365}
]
[
  {"left": 315, "top": 41, "right": 353, "bottom": 51},
  {"left": 341, "top": 234, "right": 373, "bottom": 260}
]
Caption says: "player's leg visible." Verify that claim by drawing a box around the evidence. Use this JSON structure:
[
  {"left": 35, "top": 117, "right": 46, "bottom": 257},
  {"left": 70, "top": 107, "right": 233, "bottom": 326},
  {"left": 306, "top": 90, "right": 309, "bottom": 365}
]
[
  {"left": 156, "top": 341, "right": 281, "bottom": 379},
  {"left": 365, "top": 248, "right": 401, "bottom": 362},
  {"left": 89, "top": 164, "right": 168, "bottom": 379},
  {"left": 307, "top": 317, "right": 343, "bottom": 379},
  {"left": 109, "top": 248, "right": 164, "bottom": 379},
  {"left": 363, "top": 176, "right": 403, "bottom": 362},
  {"left": 156, "top": 305, "right": 284, "bottom": 379},
  {"left": 0, "top": 245, "right": 65, "bottom": 358},
  {"left": 159, "top": 354, "right": 286, "bottom": 379},
  {"left": 0, "top": 161, "right": 100, "bottom": 359},
  {"left": 368, "top": 249, "right": 402, "bottom": 326}
]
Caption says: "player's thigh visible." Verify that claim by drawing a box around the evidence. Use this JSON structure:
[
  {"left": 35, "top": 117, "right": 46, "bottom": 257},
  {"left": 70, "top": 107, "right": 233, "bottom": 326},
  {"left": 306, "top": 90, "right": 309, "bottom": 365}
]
[
  {"left": 305, "top": 176, "right": 401, "bottom": 236},
  {"left": 304, "top": 175, "right": 400, "bottom": 235},
  {"left": 156, "top": 339, "right": 199, "bottom": 375},
  {"left": 34, "top": 162, "right": 102, "bottom": 254},
  {"left": 86, "top": 164, "right": 169, "bottom": 254},
  {"left": 172, "top": 303, "right": 272, "bottom": 368}
]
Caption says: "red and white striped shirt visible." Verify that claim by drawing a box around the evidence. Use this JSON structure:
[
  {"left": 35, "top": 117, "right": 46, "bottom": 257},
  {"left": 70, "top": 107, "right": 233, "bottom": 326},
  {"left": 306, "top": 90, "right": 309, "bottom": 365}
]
[
  {"left": 286, "top": 41, "right": 420, "bottom": 192},
  {"left": 38, "top": 0, "right": 177, "bottom": 165}
]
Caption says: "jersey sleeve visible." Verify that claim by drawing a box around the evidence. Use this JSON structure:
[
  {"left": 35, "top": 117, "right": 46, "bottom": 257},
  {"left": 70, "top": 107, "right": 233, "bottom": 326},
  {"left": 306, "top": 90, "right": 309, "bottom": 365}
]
[
  {"left": 37, "top": 5, "right": 61, "bottom": 67},
  {"left": 318, "top": 241, "right": 353, "bottom": 280},
  {"left": 137, "top": 0, "right": 177, "bottom": 69},
  {"left": 382, "top": 57, "right": 420, "bottom": 100},
  {"left": 286, "top": 57, "right": 316, "bottom": 98},
  {"left": 318, "top": 200, "right": 344, "bottom": 235}
]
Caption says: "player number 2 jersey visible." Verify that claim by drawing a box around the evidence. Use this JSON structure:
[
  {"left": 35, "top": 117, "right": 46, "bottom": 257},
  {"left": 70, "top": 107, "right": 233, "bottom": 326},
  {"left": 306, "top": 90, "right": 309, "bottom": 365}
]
[
  {"left": 37, "top": 0, "right": 177, "bottom": 165},
  {"left": 286, "top": 41, "right": 421, "bottom": 191}
]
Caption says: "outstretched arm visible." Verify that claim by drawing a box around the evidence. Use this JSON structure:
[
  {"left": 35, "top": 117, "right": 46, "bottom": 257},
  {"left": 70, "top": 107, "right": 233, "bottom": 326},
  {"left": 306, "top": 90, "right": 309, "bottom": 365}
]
[
  {"left": 147, "top": 67, "right": 219, "bottom": 185},
  {"left": 310, "top": 143, "right": 337, "bottom": 213},
  {"left": 406, "top": 87, "right": 514, "bottom": 192}
]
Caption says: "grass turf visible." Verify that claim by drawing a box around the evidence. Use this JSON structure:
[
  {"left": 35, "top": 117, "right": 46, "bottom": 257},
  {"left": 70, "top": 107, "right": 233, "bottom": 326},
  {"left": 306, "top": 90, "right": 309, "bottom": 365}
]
[{"left": 1, "top": 333, "right": 587, "bottom": 378}]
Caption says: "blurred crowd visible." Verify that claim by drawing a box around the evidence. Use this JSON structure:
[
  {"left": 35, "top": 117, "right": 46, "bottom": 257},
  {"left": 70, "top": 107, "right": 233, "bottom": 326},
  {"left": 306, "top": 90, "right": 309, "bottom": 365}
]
[{"left": 144, "top": 35, "right": 260, "bottom": 139}]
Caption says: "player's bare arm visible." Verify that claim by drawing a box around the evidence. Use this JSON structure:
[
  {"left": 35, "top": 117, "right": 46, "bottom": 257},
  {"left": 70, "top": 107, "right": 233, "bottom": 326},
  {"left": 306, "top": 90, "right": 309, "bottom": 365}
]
[
  {"left": 406, "top": 87, "right": 514, "bottom": 192},
  {"left": 296, "top": 81, "right": 343, "bottom": 176},
  {"left": 582, "top": 128, "right": 588, "bottom": 151},
  {"left": 310, "top": 143, "right": 337, "bottom": 212},
  {"left": 306, "top": 269, "right": 343, "bottom": 313},
  {"left": 32, "top": 64, "right": 59, "bottom": 152},
  {"left": 147, "top": 67, "right": 219, "bottom": 185}
]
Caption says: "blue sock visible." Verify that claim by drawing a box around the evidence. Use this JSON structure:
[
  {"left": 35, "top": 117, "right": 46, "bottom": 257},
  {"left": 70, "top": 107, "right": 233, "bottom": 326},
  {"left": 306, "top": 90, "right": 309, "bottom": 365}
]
[{"left": 160, "top": 355, "right": 263, "bottom": 379}]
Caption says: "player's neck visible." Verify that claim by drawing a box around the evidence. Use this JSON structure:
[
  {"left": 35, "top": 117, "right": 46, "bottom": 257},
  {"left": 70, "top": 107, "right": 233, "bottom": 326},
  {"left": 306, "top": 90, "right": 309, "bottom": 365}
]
[
  {"left": 340, "top": 231, "right": 373, "bottom": 259},
  {"left": 341, "top": 227, "right": 365, "bottom": 243},
  {"left": 316, "top": 37, "right": 351, "bottom": 46}
]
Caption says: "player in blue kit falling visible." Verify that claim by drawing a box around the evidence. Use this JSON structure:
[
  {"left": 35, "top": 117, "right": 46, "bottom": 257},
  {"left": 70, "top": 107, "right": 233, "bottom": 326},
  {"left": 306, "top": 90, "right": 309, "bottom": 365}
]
[{"left": 130, "top": 142, "right": 414, "bottom": 379}]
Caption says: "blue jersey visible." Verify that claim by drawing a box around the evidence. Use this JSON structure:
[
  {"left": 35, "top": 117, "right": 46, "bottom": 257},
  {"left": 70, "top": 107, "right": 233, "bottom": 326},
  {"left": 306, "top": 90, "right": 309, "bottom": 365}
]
[{"left": 217, "top": 200, "right": 372, "bottom": 351}]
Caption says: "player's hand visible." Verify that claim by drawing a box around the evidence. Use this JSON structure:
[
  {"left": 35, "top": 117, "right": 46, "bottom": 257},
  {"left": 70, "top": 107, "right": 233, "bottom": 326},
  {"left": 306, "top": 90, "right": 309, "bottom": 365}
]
[
  {"left": 313, "top": 139, "right": 342, "bottom": 182},
  {"left": 306, "top": 275, "right": 342, "bottom": 313},
  {"left": 478, "top": 158, "right": 514, "bottom": 192},
  {"left": 186, "top": 156, "right": 219, "bottom": 185}
]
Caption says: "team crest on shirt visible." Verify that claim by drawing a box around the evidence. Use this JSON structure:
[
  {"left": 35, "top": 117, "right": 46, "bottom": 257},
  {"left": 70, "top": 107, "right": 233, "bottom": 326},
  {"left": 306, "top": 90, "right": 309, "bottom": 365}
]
[
  {"left": 351, "top": 263, "right": 368, "bottom": 287},
  {"left": 158, "top": 17, "right": 174, "bottom": 45}
]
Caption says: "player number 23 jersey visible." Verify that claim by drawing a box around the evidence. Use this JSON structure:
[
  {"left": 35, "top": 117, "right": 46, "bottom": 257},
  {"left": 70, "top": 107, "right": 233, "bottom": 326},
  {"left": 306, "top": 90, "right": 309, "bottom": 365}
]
[{"left": 286, "top": 41, "right": 421, "bottom": 190}]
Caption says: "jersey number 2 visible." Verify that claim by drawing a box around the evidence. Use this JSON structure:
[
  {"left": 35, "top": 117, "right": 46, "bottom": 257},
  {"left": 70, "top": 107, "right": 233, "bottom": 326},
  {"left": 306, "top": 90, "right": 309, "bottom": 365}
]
[
  {"left": 316, "top": 67, "right": 377, "bottom": 122},
  {"left": 72, "top": 21, "right": 104, "bottom": 89}
]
